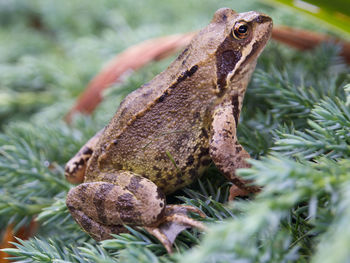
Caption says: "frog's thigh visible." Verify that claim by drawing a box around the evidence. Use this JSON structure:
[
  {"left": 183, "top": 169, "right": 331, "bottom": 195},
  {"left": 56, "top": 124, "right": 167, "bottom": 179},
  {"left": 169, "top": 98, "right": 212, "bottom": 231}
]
[
  {"left": 209, "top": 100, "right": 257, "bottom": 196},
  {"left": 65, "top": 129, "right": 104, "bottom": 184},
  {"left": 66, "top": 171, "right": 165, "bottom": 240}
]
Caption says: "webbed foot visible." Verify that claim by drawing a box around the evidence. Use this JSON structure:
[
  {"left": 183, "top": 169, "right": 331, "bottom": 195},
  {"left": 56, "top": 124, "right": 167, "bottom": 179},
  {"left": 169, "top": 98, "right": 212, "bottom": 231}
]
[{"left": 145, "top": 205, "right": 207, "bottom": 253}]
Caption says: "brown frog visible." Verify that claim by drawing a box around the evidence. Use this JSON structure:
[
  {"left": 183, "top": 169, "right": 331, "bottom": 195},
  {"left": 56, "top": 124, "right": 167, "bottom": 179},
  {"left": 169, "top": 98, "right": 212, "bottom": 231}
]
[{"left": 65, "top": 8, "right": 272, "bottom": 253}]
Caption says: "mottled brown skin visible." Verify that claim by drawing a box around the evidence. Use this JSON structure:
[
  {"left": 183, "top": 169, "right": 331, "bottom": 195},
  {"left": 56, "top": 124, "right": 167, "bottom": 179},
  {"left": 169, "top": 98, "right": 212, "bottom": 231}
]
[{"left": 66, "top": 8, "right": 272, "bottom": 252}]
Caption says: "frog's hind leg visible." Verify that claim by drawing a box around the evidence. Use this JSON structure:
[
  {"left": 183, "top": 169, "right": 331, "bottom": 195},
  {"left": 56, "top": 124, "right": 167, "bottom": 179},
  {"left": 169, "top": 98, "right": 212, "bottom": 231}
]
[
  {"left": 66, "top": 171, "right": 206, "bottom": 253},
  {"left": 65, "top": 129, "right": 103, "bottom": 184},
  {"left": 209, "top": 97, "right": 260, "bottom": 201},
  {"left": 67, "top": 204, "right": 126, "bottom": 240},
  {"left": 66, "top": 171, "right": 165, "bottom": 241}
]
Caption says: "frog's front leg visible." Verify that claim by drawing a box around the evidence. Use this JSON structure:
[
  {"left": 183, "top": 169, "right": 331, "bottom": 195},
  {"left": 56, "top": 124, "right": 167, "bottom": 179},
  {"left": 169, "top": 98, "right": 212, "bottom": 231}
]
[
  {"left": 65, "top": 129, "right": 103, "bottom": 184},
  {"left": 209, "top": 97, "right": 260, "bottom": 200},
  {"left": 66, "top": 171, "right": 205, "bottom": 253}
]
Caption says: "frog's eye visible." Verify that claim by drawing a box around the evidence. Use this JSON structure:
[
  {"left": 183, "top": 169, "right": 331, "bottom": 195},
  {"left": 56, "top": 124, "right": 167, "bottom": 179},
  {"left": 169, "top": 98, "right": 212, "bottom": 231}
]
[{"left": 232, "top": 21, "right": 249, "bottom": 40}]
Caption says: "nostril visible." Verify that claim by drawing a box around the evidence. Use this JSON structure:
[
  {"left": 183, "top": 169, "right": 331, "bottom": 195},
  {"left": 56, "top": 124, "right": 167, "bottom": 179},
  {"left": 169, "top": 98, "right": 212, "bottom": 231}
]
[{"left": 256, "top": 16, "right": 263, "bottom": 23}]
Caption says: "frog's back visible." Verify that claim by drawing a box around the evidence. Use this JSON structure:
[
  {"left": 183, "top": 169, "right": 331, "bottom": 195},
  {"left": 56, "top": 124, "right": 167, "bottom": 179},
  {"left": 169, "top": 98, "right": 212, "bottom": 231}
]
[
  {"left": 85, "top": 8, "right": 239, "bottom": 193},
  {"left": 86, "top": 60, "right": 217, "bottom": 193}
]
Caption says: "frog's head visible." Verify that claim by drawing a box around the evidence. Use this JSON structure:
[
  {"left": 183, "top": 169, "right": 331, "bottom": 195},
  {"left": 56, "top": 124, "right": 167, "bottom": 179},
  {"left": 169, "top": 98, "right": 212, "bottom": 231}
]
[{"left": 210, "top": 8, "right": 273, "bottom": 95}]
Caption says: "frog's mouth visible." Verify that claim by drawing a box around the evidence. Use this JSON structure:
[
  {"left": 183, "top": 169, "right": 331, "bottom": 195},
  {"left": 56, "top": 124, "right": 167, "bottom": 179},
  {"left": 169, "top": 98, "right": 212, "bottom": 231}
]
[{"left": 237, "top": 15, "right": 273, "bottom": 69}]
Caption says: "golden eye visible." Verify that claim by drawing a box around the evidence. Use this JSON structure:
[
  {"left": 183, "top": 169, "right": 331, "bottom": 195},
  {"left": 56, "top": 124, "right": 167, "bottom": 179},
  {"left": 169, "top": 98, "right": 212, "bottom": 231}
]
[{"left": 232, "top": 21, "right": 249, "bottom": 40}]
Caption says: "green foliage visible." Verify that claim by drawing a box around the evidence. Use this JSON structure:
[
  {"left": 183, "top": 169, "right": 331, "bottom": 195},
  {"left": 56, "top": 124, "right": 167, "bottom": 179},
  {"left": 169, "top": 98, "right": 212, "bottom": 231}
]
[
  {"left": 1, "top": 0, "right": 350, "bottom": 263},
  {"left": 3, "top": 237, "right": 115, "bottom": 263},
  {"left": 269, "top": 0, "right": 350, "bottom": 36}
]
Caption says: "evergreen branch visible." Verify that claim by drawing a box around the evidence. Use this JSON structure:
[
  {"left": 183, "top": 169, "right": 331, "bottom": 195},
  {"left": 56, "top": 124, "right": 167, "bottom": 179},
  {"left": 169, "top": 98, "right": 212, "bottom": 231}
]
[
  {"left": 311, "top": 181, "right": 350, "bottom": 263},
  {"left": 2, "top": 237, "right": 116, "bottom": 263},
  {"left": 247, "top": 43, "right": 348, "bottom": 128},
  {"left": 75, "top": 243, "right": 117, "bottom": 263},
  {"left": 180, "top": 156, "right": 350, "bottom": 262},
  {"left": 0, "top": 119, "right": 99, "bottom": 229},
  {"left": 101, "top": 228, "right": 156, "bottom": 252},
  {"left": 117, "top": 245, "right": 161, "bottom": 263},
  {"left": 36, "top": 195, "right": 74, "bottom": 230},
  {"left": 2, "top": 237, "right": 78, "bottom": 262},
  {"left": 274, "top": 96, "right": 350, "bottom": 159}
]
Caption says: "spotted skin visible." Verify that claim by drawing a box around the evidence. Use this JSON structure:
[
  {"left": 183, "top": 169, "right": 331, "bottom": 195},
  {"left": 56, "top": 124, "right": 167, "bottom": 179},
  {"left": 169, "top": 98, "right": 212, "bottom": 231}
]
[
  {"left": 67, "top": 171, "right": 165, "bottom": 240},
  {"left": 65, "top": 8, "right": 272, "bottom": 253},
  {"left": 209, "top": 94, "right": 260, "bottom": 199},
  {"left": 65, "top": 129, "right": 103, "bottom": 184}
]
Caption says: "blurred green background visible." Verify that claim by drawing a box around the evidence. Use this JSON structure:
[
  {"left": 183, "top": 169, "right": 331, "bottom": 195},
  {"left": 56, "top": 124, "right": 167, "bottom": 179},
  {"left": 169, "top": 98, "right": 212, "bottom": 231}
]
[
  {"left": 1, "top": 0, "right": 348, "bottom": 128},
  {"left": 272, "top": 0, "right": 350, "bottom": 34}
]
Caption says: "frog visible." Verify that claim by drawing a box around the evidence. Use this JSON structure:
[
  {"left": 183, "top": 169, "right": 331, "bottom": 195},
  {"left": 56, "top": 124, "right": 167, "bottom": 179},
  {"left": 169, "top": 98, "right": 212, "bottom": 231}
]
[{"left": 65, "top": 8, "right": 272, "bottom": 253}]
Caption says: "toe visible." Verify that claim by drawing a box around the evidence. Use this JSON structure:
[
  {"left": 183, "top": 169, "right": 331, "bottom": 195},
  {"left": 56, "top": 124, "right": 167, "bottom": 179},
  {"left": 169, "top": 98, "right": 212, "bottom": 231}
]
[
  {"left": 144, "top": 205, "right": 207, "bottom": 253},
  {"left": 165, "top": 204, "right": 206, "bottom": 218},
  {"left": 145, "top": 227, "right": 173, "bottom": 253}
]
